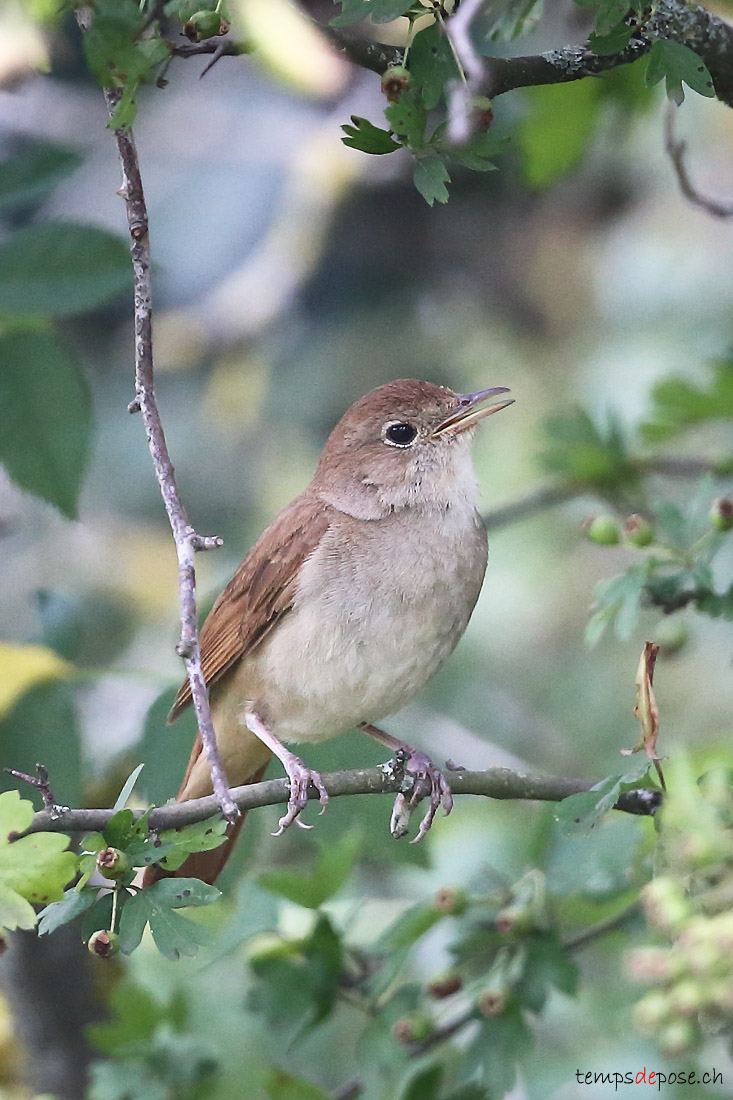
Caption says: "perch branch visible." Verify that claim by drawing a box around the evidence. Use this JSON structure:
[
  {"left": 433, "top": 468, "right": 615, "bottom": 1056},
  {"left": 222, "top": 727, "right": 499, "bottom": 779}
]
[
  {"left": 75, "top": 8, "right": 236, "bottom": 824},
  {"left": 23, "top": 764, "right": 661, "bottom": 836}
]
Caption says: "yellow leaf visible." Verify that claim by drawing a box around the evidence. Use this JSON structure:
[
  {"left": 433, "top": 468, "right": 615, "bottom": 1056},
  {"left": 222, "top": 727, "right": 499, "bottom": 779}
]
[{"left": 0, "top": 644, "right": 72, "bottom": 721}]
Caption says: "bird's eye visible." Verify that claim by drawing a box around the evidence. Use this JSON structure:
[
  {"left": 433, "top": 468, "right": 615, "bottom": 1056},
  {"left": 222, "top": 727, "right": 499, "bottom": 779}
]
[{"left": 384, "top": 422, "right": 417, "bottom": 447}]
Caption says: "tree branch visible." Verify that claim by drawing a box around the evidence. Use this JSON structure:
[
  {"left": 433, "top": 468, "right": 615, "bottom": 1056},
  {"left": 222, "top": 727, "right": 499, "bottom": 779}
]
[
  {"left": 24, "top": 764, "right": 661, "bottom": 836},
  {"left": 75, "top": 8, "right": 236, "bottom": 824}
]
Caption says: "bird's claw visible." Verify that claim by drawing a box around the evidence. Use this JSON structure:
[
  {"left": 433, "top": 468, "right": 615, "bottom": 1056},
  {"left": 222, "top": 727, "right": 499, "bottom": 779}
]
[
  {"left": 272, "top": 756, "right": 329, "bottom": 836},
  {"left": 389, "top": 750, "right": 453, "bottom": 843}
]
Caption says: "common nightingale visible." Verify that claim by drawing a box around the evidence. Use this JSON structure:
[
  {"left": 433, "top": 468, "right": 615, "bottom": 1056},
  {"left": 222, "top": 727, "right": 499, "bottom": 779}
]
[{"left": 145, "top": 378, "right": 513, "bottom": 885}]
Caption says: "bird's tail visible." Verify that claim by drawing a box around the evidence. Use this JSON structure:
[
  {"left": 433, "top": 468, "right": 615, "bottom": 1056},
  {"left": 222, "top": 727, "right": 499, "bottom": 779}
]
[{"left": 142, "top": 731, "right": 271, "bottom": 887}]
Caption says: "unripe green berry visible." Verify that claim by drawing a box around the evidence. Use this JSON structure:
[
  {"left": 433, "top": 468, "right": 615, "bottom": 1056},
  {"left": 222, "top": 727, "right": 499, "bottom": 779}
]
[
  {"left": 433, "top": 886, "right": 468, "bottom": 916},
  {"left": 585, "top": 515, "right": 620, "bottom": 546},
  {"left": 87, "top": 930, "right": 120, "bottom": 959},
  {"left": 183, "top": 10, "right": 227, "bottom": 41},
  {"left": 95, "top": 847, "right": 131, "bottom": 879},
  {"left": 392, "top": 1012, "right": 434, "bottom": 1045},
  {"left": 468, "top": 95, "right": 494, "bottom": 132},
  {"left": 381, "top": 65, "right": 411, "bottom": 102},
  {"left": 495, "top": 903, "right": 533, "bottom": 936},
  {"left": 623, "top": 513, "right": 654, "bottom": 547},
  {"left": 709, "top": 498, "right": 733, "bottom": 532},
  {"left": 477, "top": 987, "right": 507, "bottom": 1017},
  {"left": 653, "top": 616, "right": 690, "bottom": 657}
]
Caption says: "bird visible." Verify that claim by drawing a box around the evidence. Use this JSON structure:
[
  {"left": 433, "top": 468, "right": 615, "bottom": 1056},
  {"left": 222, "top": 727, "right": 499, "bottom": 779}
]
[{"left": 144, "top": 378, "right": 513, "bottom": 885}]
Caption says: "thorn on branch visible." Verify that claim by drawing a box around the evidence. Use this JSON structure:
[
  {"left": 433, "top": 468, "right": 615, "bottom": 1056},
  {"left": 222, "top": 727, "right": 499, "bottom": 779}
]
[
  {"left": 190, "top": 533, "right": 224, "bottom": 552},
  {"left": 127, "top": 397, "right": 142, "bottom": 414}
]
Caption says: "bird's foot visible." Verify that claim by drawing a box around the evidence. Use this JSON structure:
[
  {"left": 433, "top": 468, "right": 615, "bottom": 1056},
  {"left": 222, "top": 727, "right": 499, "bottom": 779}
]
[
  {"left": 390, "top": 748, "right": 453, "bottom": 844},
  {"left": 272, "top": 752, "right": 329, "bottom": 837}
]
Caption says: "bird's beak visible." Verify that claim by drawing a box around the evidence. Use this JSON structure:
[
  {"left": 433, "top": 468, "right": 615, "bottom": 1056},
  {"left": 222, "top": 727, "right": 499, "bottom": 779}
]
[{"left": 432, "top": 387, "right": 514, "bottom": 437}]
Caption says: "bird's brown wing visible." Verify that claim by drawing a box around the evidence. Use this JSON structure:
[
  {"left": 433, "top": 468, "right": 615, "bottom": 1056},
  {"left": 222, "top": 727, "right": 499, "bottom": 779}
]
[{"left": 167, "top": 492, "right": 332, "bottom": 723}]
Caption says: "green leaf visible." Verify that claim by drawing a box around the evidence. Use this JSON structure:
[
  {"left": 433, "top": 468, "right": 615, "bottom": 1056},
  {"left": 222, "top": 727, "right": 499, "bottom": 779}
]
[
  {"left": 399, "top": 1063, "right": 445, "bottom": 1100},
  {"left": 83, "top": 0, "right": 170, "bottom": 128},
  {"left": 585, "top": 561, "right": 652, "bottom": 645},
  {"left": 645, "top": 39, "right": 715, "bottom": 103},
  {"left": 264, "top": 1068, "right": 331, "bottom": 1100},
  {"left": 103, "top": 809, "right": 137, "bottom": 851},
  {"left": 373, "top": 900, "right": 443, "bottom": 952},
  {"left": 409, "top": 23, "right": 459, "bottom": 110},
  {"left": 0, "top": 679, "right": 82, "bottom": 805},
  {"left": 341, "top": 116, "right": 401, "bottom": 155},
  {"left": 259, "top": 831, "right": 360, "bottom": 908},
  {"left": 0, "top": 791, "right": 77, "bottom": 921},
  {"left": 0, "top": 331, "right": 92, "bottom": 519},
  {"left": 413, "top": 156, "right": 450, "bottom": 206},
  {"left": 519, "top": 79, "right": 601, "bottom": 188},
  {"left": 385, "top": 92, "right": 427, "bottom": 148},
  {"left": 588, "top": 23, "right": 633, "bottom": 55},
  {"left": 553, "top": 762, "right": 649, "bottom": 838},
  {"left": 138, "top": 686, "right": 199, "bottom": 807},
  {"left": 479, "top": 0, "right": 545, "bottom": 42},
  {"left": 112, "top": 764, "right": 145, "bottom": 813},
  {"left": 0, "top": 222, "right": 131, "bottom": 317},
  {"left": 117, "top": 883, "right": 216, "bottom": 959},
  {"left": 641, "top": 360, "right": 733, "bottom": 443},
  {"left": 515, "top": 932, "right": 579, "bottom": 1012},
  {"left": 541, "top": 406, "right": 634, "bottom": 490},
  {"left": 331, "top": 0, "right": 413, "bottom": 27},
  {"left": 0, "top": 144, "right": 82, "bottom": 214},
  {"left": 88, "top": 1060, "right": 169, "bottom": 1100},
  {"left": 37, "top": 886, "right": 98, "bottom": 935},
  {"left": 461, "top": 1007, "right": 532, "bottom": 1095},
  {"left": 87, "top": 979, "right": 165, "bottom": 1055}
]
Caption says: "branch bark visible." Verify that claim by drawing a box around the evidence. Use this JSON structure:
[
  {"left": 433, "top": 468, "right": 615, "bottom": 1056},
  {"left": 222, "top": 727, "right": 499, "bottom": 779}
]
[
  {"left": 24, "top": 764, "right": 661, "bottom": 836},
  {"left": 75, "top": 8, "right": 236, "bottom": 824}
]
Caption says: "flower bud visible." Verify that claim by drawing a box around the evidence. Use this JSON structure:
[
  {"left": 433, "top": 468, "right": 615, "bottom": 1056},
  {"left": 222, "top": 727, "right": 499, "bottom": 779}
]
[
  {"left": 585, "top": 515, "right": 620, "bottom": 546},
  {"left": 623, "top": 514, "right": 654, "bottom": 547},
  {"left": 709, "top": 498, "right": 733, "bottom": 532},
  {"left": 433, "top": 887, "right": 468, "bottom": 916},
  {"left": 381, "top": 65, "right": 411, "bottom": 102},
  {"left": 87, "top": 930, "right": 120, "bottom": 959},
  {"left": 392, "top": 1012, "right": 434, "bottom": 1045}
]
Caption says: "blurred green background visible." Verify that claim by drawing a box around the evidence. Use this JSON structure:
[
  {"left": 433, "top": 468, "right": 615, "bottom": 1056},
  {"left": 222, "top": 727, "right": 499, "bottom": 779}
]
[{"left": 1, "top": 2, "right": 732, "bottom": 1098}]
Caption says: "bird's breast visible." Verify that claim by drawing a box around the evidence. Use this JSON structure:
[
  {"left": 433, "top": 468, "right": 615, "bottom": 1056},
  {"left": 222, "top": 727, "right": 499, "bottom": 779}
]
[{"left": 247, "top": 504, "right": 488, "bottom": 743}]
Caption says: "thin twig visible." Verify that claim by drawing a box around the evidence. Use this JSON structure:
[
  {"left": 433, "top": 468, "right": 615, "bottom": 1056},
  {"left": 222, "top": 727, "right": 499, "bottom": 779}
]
[
  {"left": 22, "top": 765, "right": 661, "bottom": 837},
  {"left": 563, "top": 899, "right": 642, "bottom": 951},
  {"left": 75, "top": 8, "right": 236, "bottom": 824},
  {"left": 4, "top": 764, "right": 67, "bottom": 816},
  {"left": 664, "top": 100, "right": 733, "bottom": 218}
]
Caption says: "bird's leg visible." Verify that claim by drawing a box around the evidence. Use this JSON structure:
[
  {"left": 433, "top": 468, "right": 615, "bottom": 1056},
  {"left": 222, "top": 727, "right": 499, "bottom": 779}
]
[
  {"left": 244, "top": 711, "right": 329, "bottom": 836},
  {"left": 360, "top": 724, "right": 453, "bottom": 843}
]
